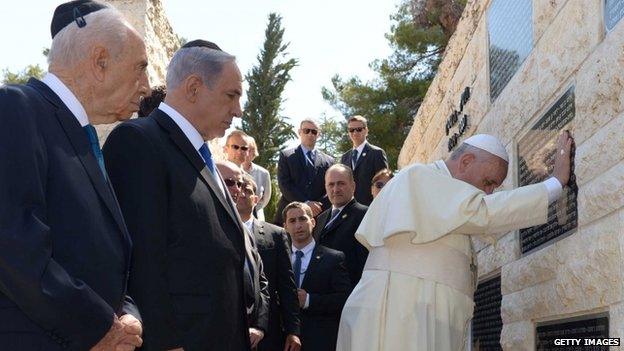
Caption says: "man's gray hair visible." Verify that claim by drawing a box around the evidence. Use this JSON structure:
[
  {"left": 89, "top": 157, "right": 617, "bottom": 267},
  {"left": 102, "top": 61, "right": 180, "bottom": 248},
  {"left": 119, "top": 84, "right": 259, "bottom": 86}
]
[
  {"left": 300, "top": 118, "right": 320, "bottom": 130},
  {"left": 48, "top": 7, "right": 131, "bottom": 68},
  {"left": 166, "top": 47, "right": 236, "bottom": 90}
]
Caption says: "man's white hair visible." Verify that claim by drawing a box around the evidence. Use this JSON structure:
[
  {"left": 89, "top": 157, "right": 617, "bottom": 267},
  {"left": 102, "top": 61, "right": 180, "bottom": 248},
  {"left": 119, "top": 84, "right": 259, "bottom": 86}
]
[
  {"left": 166, "top": 47, "right": 236, "bottom": 90},
  {"left": 48, "top": 7, "right": 132, "bottom": 68}
]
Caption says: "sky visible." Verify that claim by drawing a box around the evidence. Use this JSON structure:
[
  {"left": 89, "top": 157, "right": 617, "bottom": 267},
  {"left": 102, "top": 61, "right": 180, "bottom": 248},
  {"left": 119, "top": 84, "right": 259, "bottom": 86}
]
[{"left": 0, "top": 0, "right": 401, "bottom": 143}]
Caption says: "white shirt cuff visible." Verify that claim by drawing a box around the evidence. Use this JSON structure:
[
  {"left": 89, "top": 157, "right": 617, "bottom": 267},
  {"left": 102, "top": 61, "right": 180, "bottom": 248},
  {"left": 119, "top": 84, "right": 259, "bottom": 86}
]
[
  {"left": 543, "top": 177, "right": 563, "bottom": 204},
  {"left": 303, "top": 293, "right": 310, "bottom": 309}
]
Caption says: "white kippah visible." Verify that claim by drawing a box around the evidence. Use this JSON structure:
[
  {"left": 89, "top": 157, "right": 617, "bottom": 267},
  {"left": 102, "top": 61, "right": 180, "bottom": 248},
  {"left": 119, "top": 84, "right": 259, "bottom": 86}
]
[{"left": 463, "top": 134, "right": 509, "bottom": 162}]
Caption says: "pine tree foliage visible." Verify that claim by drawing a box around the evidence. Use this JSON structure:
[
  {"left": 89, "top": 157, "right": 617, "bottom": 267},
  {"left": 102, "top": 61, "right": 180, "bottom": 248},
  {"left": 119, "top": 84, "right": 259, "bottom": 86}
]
[
  {"left": 242, "top": 13, "right": 298, "bottom": 172},
  {"left": 321, "top": 0, "right": 465, "bottom": 168}
]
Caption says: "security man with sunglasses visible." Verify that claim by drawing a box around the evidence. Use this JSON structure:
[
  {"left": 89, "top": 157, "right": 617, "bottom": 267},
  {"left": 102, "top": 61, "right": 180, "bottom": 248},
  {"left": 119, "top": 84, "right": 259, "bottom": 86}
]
[
  {"left": 340, "top": 115, "right": 389, "bottom": 206},
  {"left": 274, "top": 119, "right": 335, "bottom": 224}
]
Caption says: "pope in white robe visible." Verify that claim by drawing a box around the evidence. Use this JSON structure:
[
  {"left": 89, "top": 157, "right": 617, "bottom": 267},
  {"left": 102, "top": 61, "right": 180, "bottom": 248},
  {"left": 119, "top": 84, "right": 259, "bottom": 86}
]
[{"left": 336, "top": 132, "right": 574, "bottom": 351}]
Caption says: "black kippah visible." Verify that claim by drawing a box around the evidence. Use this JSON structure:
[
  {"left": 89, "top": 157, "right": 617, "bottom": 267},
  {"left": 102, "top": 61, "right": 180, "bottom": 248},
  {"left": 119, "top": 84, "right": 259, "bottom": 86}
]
[
  {"left": 51, "top": 0, "right": 107, "bottom": 39},
  {"left": 182, "top": 39, "right": 222, "bottom": 51}
]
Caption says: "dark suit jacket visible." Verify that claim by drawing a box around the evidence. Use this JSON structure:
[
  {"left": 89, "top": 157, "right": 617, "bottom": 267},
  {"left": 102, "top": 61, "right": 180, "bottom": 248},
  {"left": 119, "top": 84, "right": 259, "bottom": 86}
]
[
  {"left": 313, "top": 199, "right": 369, "bottom": 288},
  {"left": 298, "top": 245, "right": 350, "bottom": 351},
  {"left": 340, "top": 142, "right": 388, "bottom": 205},
  {"left": 252, "top": 220, "right": 300, "bottom": 351},
  {"left": 274, "top": 146, "right": 334, "bottom": 224},
  {"left": 103, "top": 109, "right": 250, "bottom": 351},
  {"left": 245, "top": 228, "right": 270, "bottom": 334},
  {"left": 0, "top": 79, "right": 137, "bottom": 351}
]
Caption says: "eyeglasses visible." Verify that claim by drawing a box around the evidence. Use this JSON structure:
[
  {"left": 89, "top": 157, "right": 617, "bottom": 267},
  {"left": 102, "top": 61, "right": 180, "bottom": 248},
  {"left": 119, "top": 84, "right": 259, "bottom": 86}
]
[
  {"left": 228, "top": 144, "right": 249, "bottom": 151},
  {"left": 373, "top": 181, "right": 386, "bottom": 189},
  {"left": 224, "top": 178, "right": 243, "bottom": 188},
  {"left": 348, "top": 127, "right": 365, "bottom": 133},
  {"left": 302, "top": 128, "right": 318, "bottom": 135}
]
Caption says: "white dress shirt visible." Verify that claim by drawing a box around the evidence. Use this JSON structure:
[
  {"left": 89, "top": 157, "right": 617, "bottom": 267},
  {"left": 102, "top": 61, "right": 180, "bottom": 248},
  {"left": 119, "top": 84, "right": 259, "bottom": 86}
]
[
  {"left": 300, "top": 144, "right": 316, "bottom": 166},
  {"left": 291, "top": 239, "right": 316, "bottom": 309},
  {"left": 41, "top": 73, "right": 89, "bottom": 127}
]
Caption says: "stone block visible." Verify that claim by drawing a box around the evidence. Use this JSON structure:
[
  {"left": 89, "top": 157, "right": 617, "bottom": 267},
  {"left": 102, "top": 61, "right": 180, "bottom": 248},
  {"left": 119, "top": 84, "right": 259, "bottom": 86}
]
[
  {"left": 575, "top": 111, "right": 624, "bottom": 186},
  {"left": 577, "top": 162, "right": 624, "bottom": 226},
  {"left": 477, "top": 231, "right": 518, "bottom": 277},
  {"left": 500, "top": 320, "right": 535, "bottom": 351},
  {"left": 611, "top": 301, "right": 624, "bottom": 339},
  {"left": 575, "top": 16, "right": 624, "bottom": 145},
  {"left": 536, "top": 0, "right": 603, "bottom": 104},
  {"left": 533, "top": 0, "right": 568, "bottom": 41}
]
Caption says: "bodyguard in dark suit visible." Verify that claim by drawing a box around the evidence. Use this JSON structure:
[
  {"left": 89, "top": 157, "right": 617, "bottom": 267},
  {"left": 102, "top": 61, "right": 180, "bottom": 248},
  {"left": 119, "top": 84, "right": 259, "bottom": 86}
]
[
  {"left": 274, "top": 119, "right": 334, "bottom": 224},
  {"left": 282, "top": 202, "right": 351, "bottom": 351},
  {"left": 236, "top": 174, "right": 302, "bottom": 351},
  {"left": 0, "top": 2, "right": 149, "bottom": 350},
  {"left": 216, "top": 161, "right": 271, "bottom": 349},
  {"left": 313, "top": 164, "right": 369, "bottom": 288},
  {"left": 103, "top": 42, "right": 251, "bottom": 350},
  {"left": 340, "top": 115, "right": 388, "bottom": 206}
]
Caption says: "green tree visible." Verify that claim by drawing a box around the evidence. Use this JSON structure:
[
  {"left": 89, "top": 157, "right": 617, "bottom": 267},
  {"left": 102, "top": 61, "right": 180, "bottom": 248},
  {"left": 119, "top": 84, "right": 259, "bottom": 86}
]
[
  {"left": 2, "top": 64, "right": 45, "bottom": 84},
  {"left": 317, "top": 114, "right": 349, "bottom": 158},
  {"left": 322, "top": 0, "right": 465, "bottom": 169},
  {"left": 241, "top": 12, "right": 298, "bottom": 220}
]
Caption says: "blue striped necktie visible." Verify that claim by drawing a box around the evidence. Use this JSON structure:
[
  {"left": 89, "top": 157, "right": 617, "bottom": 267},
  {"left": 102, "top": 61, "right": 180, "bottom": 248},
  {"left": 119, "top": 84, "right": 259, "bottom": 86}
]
[{"left": 83, "top": 124, "right": 107, "bottom": 180}]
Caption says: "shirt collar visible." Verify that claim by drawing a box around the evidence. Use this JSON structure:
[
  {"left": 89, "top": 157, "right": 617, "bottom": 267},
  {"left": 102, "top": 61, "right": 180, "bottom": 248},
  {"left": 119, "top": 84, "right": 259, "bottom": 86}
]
[
  {"left": 292, "top": 239, "right": 315, "bottom": 256},
  {"left": 300, "top": 144, "right": 315, "bottom": 155},
  {"left": 41, "top": 73, "right": 89, "bottom": 127},
  {"left": 158, "top": 102, "right": 205, "bottom": 152},
  {"left": 353, "top": 141, "right": 367, "bottom": 154}
]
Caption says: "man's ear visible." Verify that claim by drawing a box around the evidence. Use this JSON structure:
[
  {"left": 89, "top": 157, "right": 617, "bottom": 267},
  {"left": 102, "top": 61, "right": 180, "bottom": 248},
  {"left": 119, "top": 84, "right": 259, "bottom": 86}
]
[
  {"left": 90, "top": 45, "right": 109, "bottom": 82},
  {"left": 310, "top": 217, "right": 316, "bottom": 228},
  {"left": 457, "top": 152, "right": 476, "bottom": 173},
  {"left": 184, "top": 75, "right": 203, "bottom": 102}
]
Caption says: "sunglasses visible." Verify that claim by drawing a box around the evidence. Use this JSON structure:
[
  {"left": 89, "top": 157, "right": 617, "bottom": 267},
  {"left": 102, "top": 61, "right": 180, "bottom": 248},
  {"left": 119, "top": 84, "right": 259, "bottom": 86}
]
[
  {"left": 228, "top": 144, "right": 249, "bottom": 151},
  {"left": 373, "top": 181, "right": 386, "bottom": 189},
  {"left": 348, "top": 127, "right": 365, "bottom": 133},
  {"left": 302, "top": 128, "right": 318, "bottom": 135},
  {"left": 224, "top": 178, "right": 243, "bottom": 188}
]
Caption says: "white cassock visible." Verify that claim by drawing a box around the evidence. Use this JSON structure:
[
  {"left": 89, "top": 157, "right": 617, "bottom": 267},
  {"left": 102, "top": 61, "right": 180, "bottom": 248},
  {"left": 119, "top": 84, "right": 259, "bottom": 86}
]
[{"left": 336, "top": 160, "right": 555, "bottom": 351}]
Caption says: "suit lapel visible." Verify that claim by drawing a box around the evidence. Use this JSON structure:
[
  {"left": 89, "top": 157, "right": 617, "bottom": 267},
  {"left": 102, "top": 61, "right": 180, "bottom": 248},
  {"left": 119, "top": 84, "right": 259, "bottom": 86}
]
[
  {"left": 321, "top": 199, "right": 355, "bottom": 237},
  {"left": 153, "top": 111, "right": 243, "bottom": 231},
  {"left": 302, "top": 245, "right": 322, "bottom": 289},
  {"left": 30, "top": 79, "right": 130, "bottom": 244}
]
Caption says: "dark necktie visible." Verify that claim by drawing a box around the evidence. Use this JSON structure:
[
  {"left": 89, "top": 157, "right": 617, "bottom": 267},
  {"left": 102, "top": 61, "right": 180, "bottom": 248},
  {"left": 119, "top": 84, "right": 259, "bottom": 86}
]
[
  {"left": 83, "top": 124, "right": 107, "bottom": 180},
  {"left": 306, "top": 150, "right": 315, "bottom": 166},
  {"left": 325, "top": 208, "right": 341, "bottom": 229},
  {"left": 352, "top": 149, "right": 359, "bottom": 169},
  {"left": 198, "top": 143, "right": 216, "bottom": 175},
  {"left": 293, "top": 250, "right": 304, "bottom": 287}
]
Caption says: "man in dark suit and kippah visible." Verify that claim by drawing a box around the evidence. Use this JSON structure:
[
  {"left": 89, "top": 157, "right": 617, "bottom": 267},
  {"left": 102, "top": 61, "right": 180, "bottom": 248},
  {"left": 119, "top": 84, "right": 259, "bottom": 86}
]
[{"left": 0, "top": 1, "right": 150, "bottom": 350}]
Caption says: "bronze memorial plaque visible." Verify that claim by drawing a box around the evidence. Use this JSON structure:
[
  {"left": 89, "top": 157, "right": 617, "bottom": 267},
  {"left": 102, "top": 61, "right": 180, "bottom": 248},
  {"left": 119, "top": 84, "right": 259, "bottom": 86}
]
[
  {"left": 606, "top": 0, "right": 624, "bottom": 31},
  {"left": 517, "top": 87, "right": 577, "bottom": 254},
  {"left": 472, "top": 276, "right": 502, "bottom": 351},
  {"left": 488, "top": 0, "right": 533, "bottom": 101}
]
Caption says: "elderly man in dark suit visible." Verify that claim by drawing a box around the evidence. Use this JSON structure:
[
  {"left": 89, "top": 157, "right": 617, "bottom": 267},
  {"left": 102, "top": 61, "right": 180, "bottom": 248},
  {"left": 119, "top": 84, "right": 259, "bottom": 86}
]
[
  {"left": 274, "top": 119, "right": 334, "bottom": 224},
  {"left": 236, "top": 174, "right": 302, "bottom": 351},
  {"left": 340, "top": 115, "right": 388, "bottom": 206},
  {"left": 313, "top": 164, "right": 369, "bottom": 288},
  {"left": 103, "top": 40, "right": 252, "bottom": 350},
  {"left": 0, "top": 2, "right": 148, "bottom": 350},
  {"left": 283, "top": 202, "right": 351, "bottom": 351}
]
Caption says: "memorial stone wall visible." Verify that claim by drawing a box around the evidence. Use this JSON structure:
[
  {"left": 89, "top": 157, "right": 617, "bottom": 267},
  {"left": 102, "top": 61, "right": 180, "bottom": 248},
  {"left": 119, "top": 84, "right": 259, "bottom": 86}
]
[{"left": 400, "top": 0, "right": 624, "bottom": 349}]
